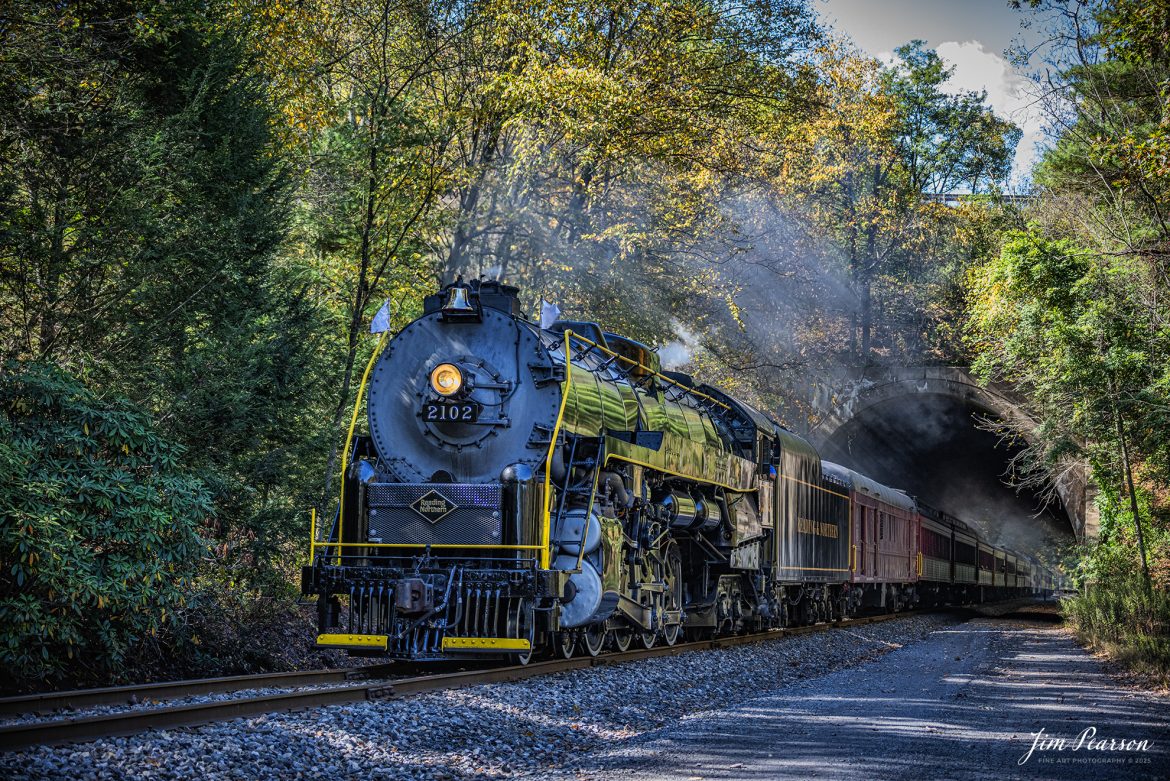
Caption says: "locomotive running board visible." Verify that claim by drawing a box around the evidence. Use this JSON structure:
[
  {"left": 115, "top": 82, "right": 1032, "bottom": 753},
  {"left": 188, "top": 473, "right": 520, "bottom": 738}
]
[
  {"left": 316, "top": 633, "right": 390, "bottom": 650},
  {"left": 440, "top": 637, "right": 532, "bottom": 651}
]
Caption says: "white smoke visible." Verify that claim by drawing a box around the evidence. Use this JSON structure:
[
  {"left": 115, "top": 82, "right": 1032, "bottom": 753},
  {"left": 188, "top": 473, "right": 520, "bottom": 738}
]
[{"left": 658, "top": 320, "right": 702, "bottom": 370}]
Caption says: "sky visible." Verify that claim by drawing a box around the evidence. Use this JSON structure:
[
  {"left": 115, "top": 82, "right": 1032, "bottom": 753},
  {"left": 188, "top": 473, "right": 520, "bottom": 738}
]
[{"left": 816, "top": 0, "right": 1047, "bottom": 189}]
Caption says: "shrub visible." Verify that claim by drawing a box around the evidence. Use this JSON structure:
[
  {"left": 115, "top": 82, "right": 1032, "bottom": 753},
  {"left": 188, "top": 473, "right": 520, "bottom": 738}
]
[
  {"left": 1064, "top": 559, "right": 1170, "bottom": 687},
  {"left": 0, "top": 362, "right": 210, "bottom": 689}
]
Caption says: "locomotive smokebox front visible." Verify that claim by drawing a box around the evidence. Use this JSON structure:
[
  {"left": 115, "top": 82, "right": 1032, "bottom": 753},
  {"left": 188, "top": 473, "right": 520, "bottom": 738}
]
[{"left": 366, "top": 282, "right": 563, "bottom": 484}]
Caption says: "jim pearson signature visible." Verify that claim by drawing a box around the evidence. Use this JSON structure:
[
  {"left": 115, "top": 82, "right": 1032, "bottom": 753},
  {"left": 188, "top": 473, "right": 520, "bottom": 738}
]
[{"left": 1019, "top": 727, "right": 1155, "bottom": 765}]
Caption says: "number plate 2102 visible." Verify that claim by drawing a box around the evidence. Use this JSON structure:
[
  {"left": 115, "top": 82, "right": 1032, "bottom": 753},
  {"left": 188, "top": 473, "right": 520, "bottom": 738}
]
[{"left": 422, "top": 401, "right": 480, "bottom": 422}]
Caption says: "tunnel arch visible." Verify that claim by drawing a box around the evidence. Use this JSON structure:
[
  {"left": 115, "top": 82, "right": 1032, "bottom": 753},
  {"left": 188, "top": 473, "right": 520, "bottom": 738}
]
[{"left": 804, "top": 366, "right": 1094, "bottom": 544}]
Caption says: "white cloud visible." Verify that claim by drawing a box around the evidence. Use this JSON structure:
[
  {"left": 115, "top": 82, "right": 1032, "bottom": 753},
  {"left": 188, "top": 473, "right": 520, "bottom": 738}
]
[{"left": 934, "top": 40, "right": 1047, "bottom": 189}]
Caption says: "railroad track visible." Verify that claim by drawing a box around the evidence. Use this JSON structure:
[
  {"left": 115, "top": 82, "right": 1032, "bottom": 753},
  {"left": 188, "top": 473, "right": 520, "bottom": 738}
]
[
  {"left": 0, "top": 610, "right": 919, "bottom": 751},
  {"left": 0, "top": 664, "right": 402, "bottom": 718}
]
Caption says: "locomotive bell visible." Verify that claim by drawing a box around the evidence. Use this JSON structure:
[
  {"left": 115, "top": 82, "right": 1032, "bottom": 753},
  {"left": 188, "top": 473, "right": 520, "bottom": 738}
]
[{"left": 441, "top": 285, "right": 480, "bottom": 321}]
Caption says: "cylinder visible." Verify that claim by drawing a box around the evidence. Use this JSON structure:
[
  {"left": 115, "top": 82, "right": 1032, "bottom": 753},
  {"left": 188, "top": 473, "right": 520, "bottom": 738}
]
[
  {"left": 695, "top": 497, "right": 721, "bottom": 532},
  {"left": 661, "top": 492, "right": 698, "bottom": 529}
]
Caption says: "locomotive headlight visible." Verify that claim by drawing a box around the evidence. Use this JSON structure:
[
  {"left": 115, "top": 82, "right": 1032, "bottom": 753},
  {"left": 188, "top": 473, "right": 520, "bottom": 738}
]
[{"left": 430, "top": 363, "right": 464, "bottom": 396}]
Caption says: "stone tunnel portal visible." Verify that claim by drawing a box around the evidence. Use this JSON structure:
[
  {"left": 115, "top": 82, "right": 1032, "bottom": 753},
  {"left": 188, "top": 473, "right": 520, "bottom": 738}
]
[{"left": 813, "top": 392, "right": 1077, "bottom": 558}]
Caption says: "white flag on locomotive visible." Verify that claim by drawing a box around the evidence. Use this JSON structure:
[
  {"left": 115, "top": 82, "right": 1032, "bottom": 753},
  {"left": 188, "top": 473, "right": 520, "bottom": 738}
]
[
  {"left": 539, "top": 298, "right": 561, "bottom": 330},
  {"left": 370, "top": 299, "right": 392, "bottom": 333}
]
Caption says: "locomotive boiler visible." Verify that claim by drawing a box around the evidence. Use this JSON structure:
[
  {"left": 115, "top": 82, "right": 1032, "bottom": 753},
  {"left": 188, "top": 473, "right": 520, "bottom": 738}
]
[{"left": 301, "top": 279, "right": 1055, "bottom": 661}]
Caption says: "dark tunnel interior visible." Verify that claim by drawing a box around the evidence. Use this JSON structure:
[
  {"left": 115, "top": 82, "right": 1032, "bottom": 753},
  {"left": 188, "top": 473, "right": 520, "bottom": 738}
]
[{"left": 817, "top": 393, "right": 1075, "bottom": 557}]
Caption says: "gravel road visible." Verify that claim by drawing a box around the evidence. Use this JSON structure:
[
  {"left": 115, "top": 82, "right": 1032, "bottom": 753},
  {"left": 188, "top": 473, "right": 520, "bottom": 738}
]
[{"left": 548, "top": 605, "right": 1170, "bottom": 781}]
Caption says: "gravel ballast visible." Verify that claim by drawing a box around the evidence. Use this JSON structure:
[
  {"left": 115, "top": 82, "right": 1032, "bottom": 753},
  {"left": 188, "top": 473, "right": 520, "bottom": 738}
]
[{"left": 1, "top": 613, "right": 959, "bottom": 780}]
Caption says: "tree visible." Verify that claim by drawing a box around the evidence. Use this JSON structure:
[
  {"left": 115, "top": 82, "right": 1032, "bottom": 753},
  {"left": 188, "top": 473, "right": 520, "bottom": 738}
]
[
  {"left": 0, "top": 0, "right": 326, "bottom": 579},
  {"left": 432, "top": 0, "right": 822, "bottom": 341},
  {"left": 885, "top": 42, "right": 1021, "bottom": 196},
  {"left": 0, "top": 363, "right": 210, "bottom": 687},
  {"left": 971, "top": 0, "right": 1170, "bottom": 598},
  {"left": 776, "top": 40, "right": 1019, "bottom": 363},
  {"left": 967, "top": 226, "right": 1165, "bottom": 586}
]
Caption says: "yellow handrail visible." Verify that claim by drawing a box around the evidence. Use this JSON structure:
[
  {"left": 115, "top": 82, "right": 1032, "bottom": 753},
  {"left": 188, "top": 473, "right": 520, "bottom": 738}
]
[
  {"left": 568, "top": 332, "right": 730, "bottom": 411},
  {"left": 309, "top": 507, "right": 317, "bottom": 560},
  {"left": 337, "top": 331, "right": 389, "bottom": 563},
  {"left": 540, "top": 330, "right": 574, "bottom": 570}
]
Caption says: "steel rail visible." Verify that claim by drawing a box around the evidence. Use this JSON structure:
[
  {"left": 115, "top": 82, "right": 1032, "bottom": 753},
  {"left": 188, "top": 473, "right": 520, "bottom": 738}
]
[
  {"left": 0, "top": 610, "right": 926, "bottom": 751},
  {"left": 0, "top": 664, "right": 398, "bottom": 718}
]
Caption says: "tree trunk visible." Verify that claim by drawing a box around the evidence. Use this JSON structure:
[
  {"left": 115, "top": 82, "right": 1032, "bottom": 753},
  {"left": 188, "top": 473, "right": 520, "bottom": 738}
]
[
  {"left": 860, "top": 279, "right": 872, "bottom": 363},
  {"left": 445, "top": 123, "right": 503, "bottom": 279},
  {"left": 1113, "top": 400, "right": 1152, "bottom": 593},
  {"left": 320, "top": 118, "right": 381, "bottom": 510}
]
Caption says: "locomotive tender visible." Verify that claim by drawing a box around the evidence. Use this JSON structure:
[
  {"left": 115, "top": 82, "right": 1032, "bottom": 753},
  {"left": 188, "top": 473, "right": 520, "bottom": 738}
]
[{"left": 302, "top": 280, "right": 1057, "bottom": 661}]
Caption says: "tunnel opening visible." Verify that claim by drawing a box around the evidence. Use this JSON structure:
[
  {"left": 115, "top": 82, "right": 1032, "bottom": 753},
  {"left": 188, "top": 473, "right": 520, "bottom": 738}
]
[{"left": 817, "top": 393, "right": 1075, "bottom": 557}]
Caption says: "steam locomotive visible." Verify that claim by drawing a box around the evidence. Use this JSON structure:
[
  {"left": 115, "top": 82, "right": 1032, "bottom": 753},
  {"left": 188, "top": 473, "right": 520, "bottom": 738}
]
[{"left": 302, "top": 280, "right": 1058, "bottom": 661}]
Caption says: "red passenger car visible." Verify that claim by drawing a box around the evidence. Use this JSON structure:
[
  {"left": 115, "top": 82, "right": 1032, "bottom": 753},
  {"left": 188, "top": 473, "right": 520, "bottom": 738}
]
[{"left": 822, "top": 462, "right": 919, "bottom": 612}]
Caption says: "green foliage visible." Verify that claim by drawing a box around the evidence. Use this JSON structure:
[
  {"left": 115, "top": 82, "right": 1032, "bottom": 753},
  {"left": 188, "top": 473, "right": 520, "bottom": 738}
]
[
  {"left": 0, "top": 1, "right": 284, "bottom": 361},
  {"left": 432, "top": 0, "right": 824, "bottom": 340},
  {"left": 968, "top": 222, "right": 1169, "bottom": 519},
  {"left": 968, "top": 229, "right": 1094, "bottom": 391},
  {"left": 967, "top": 0, "right": 1170, "bottom": 509},
  {"left": 772, "top": 39, "right": 1021, "bottom": 367},
  {"left": 884, "top": 41, "right": 1021, "bottom": 196},
  {"left": 0, "top": 0, "right": 329, "bottom": 576},
  {"left": 1031, "top": 0, "right": 1170, "bottom": 218},
  {"left": 1064, "top": 524, "right": 1170, "bottom": 685},
  {"left": 0, "top": 363, "right": 209, "bottom": 687},
  {"left": 1065, "top": 579, "right": 1170, "bottom": 686},
  {"left": 967, "top": 1, "right": 1170, "bottom": 682}
]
